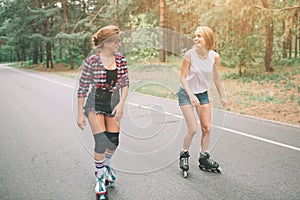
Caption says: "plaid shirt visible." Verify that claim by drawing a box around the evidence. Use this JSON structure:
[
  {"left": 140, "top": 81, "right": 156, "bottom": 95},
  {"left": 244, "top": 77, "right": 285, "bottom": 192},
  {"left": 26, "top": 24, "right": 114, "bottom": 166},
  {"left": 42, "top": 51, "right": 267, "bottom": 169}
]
[{"left": 77, "top": 52, "right": 129, "bottom": 98}]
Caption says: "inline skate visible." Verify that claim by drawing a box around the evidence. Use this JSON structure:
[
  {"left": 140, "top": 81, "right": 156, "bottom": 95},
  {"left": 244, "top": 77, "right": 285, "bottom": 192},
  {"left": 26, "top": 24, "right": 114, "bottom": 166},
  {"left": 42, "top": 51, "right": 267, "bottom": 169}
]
[
  {"left": 95, "top": 172, "right": 108, "bottom": 200},
  {"left": 198, "top": 152, "right": 221, "bottom": 173},
  {"left": 104, "top": 165, "right": 116, "bottom": 187},
  {"left": 179, "top": 151, "right": 190, "bottom": 178}
]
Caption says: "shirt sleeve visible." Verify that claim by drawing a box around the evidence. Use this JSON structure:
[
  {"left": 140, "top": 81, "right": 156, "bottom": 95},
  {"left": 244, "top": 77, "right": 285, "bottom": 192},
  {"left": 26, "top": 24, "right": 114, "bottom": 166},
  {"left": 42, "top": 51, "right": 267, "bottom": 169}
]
[
  {"left": 118, "top": 56, "right": 129, "bottom": 88},
  {"left": 77, "top": 57, "right": 93, "bottom": 98}
]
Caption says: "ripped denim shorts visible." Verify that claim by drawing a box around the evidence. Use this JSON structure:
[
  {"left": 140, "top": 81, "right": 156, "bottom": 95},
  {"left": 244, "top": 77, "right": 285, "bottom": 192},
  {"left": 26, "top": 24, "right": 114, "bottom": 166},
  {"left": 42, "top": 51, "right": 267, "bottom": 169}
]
[{"left": 177, "top": 87, "right": 209, "bottom": 106}]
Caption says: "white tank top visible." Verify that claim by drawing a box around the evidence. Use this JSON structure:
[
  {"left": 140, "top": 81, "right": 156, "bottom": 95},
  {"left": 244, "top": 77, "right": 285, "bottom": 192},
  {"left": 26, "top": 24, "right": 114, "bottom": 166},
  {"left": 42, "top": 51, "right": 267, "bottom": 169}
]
[{"left": 185, "top": 48, "right": 216, "bottom": 94}]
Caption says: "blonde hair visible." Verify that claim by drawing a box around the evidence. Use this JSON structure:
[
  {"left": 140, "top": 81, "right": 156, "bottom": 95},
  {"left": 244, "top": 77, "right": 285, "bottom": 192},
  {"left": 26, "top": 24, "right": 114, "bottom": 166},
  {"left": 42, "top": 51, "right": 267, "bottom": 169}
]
[
  {"left": 195, "top": 26, "right": 216, "bottom": 50},
  {"left": 92, "top": 25, "right": 120, "bottom": 48}
]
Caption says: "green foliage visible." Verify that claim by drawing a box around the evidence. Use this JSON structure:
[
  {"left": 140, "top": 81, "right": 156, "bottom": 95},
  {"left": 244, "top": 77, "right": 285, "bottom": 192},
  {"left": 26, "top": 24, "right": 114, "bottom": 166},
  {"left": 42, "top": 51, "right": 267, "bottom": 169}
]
[
  {"left": 222, "top": 72, "right": 240, "bottom": 80},
  {"left": 123, "top": 13, "right": 159, "bottom": 62},
  {"left": 0, "top": 0, "right": 298, "bottom": 73},
  {"left": 277, "top": 58, "right": 300, "bottom": 67}
]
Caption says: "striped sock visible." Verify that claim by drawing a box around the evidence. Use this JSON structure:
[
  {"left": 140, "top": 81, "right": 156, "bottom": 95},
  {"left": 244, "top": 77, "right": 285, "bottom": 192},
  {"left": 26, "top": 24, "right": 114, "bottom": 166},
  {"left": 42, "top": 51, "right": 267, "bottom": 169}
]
[
  {"left": 105, "top": 152, "right": 113, "bottom": 166},
  {"left": 95, "top": 159, "right": 105, "bottom": 177}
]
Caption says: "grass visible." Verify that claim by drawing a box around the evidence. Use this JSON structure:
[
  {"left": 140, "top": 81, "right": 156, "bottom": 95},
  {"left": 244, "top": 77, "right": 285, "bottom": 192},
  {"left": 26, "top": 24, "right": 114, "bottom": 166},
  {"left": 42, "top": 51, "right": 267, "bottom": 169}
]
[
  {"left": 134, "top": 83, "right": 177, "bottom": 100},
  {"left": 127, "top": 56, "right": 300, "bottom": 125}
]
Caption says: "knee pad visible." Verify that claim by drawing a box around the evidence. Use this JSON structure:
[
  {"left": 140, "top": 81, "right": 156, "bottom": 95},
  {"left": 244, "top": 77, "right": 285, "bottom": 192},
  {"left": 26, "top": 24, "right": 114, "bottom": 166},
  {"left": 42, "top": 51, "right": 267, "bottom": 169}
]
[
  {"left": 104, "top": 132, "right": 119, "bottom": 151},
  {"left": 93, "top": 133, "right": 110, "bottom": 154}
]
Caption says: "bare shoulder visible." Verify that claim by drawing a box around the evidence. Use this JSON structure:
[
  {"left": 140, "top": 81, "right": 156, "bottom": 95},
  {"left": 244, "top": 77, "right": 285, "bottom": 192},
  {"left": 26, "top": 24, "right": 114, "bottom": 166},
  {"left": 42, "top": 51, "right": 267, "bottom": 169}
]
[
  {"left": 183, "top": 49, "right": 192, "bottom": 62},
  {"left": 213, "top": 51, "right": 221, "bottom": 63}
]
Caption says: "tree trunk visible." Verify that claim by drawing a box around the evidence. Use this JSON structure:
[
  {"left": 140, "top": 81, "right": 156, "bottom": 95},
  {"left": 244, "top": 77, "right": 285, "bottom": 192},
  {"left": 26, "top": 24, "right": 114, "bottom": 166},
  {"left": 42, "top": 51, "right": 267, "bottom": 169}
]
[
  {"left": 159, "top": 0, "right": 165, "bottom": 62},
  {"left": 260, "top": 0, "right": 274, "bottom": 72},
  {"left": 294, "top": 12, "right": 298, "bottom": 58},
  {"left": 82, "top": 0, "right": 89, "bottom": 58},
  {"left": 288, "top": 28, "right": 292, "bottom": 59},
  {"left": 264, "top": 17, "right": 274, "bottom": 72},
  {"left": 282, "top": 21, "right": 288, "bottom": 58},
  {"left": 69, "top": 45, "right": 74, "bottom": 70},
  {"left": 113, "top": 0, "right": 119, "bottom": 26},
  {"left": 33, "top": 41, "right": 38, "bottom": 64},
  {"left": 21, "top": 37, "right": 26, "bottom": 62},
  {"left": 10, "top": 49, "right": 13, "bottom": 62},
  {"left": 83, "top": 38, "right": 89, "bottom": 58},
  {"left": 46, "top": 41, "right": 53, "bottom": 69},
  {"left": 39, "top": 42, "right": 43, "bottom": 63},
  {"left": 62, "top": 0, "right": 74, "bottom": 69}
]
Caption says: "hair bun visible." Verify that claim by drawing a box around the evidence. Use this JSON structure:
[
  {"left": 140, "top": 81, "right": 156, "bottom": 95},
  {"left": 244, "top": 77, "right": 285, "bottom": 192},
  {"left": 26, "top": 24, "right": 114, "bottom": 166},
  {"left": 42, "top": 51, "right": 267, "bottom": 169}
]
[{"left": 91, "top": 25, "right": 120, "bottom": 49}]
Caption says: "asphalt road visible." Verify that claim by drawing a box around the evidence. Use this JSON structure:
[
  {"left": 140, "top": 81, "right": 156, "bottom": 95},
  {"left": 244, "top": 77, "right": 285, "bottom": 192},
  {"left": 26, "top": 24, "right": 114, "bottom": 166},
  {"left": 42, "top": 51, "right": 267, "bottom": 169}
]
[{"left": 0, "top": 64, "right": 299, "bottom": 200}]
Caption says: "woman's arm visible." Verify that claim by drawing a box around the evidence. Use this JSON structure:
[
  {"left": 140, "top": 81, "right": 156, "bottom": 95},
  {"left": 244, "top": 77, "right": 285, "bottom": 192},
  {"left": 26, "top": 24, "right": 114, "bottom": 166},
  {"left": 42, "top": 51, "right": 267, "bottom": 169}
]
[
  {"left": 77, "top": 57, "right": 93, "bottom": 130},
  {"left": 213, "top": 53, "right": 226, "bottom": 107},
  {"left": 180, "top": 52, "right": 200, "bottom": 106},
  {"left": 77, "top": 97, "right": 86, "bottom": 130},
  {"left": 113, "top": 55, "right": 129, "bottom": 121},
  {"left": 113, "top": 86, "right": 128, "bottom": 122}
]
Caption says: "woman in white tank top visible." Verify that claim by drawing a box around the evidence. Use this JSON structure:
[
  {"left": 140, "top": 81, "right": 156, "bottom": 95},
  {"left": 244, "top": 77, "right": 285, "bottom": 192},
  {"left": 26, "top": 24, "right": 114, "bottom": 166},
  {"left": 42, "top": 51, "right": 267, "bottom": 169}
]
[{"left": 178, "top": 26, "right": 226, "bottom": 177}]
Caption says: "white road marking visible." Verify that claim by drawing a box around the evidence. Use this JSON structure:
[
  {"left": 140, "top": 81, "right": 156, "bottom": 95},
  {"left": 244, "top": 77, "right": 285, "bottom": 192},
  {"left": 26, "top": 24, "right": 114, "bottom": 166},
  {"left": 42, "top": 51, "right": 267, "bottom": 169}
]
[
  {"left": 126, "top": 102, "right": 300, "bottom": 152},
  {"left": 7, "top": 66, "right": 300, "bottom": 152},
  {"left": 6, "top": 66, "right": 74, "bottom": 89}
]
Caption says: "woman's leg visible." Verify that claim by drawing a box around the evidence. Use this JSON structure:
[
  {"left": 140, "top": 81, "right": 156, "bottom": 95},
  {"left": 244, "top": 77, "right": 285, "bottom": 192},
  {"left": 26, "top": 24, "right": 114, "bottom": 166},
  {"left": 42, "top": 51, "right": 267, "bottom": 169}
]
[
  {"left": 196, "top": 104, "right": 221, "bottom": 172},
  {"left": 87, "top": 112, "right": 107, "bottom": 177},
  {"left": 180, "top": 105, "right": 198, "bottom": 151},
  {"left": 100, "top": 116, "right": 120, "bottom": 183},
  {"left": 103, "top": 116, "right": 120, "bottom": 166},
  {"left": 195, "top": 104, "right": 211, "bottom": 152}
]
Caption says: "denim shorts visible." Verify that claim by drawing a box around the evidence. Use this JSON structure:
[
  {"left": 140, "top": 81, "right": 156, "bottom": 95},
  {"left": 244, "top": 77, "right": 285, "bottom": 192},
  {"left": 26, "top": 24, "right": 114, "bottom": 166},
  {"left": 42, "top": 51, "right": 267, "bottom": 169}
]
[
  {"left": 177, "top": 87, "right": 209, "bottom": 106},
  {"left": 84, "top": 89, "right": 120, "bottom": 117}
]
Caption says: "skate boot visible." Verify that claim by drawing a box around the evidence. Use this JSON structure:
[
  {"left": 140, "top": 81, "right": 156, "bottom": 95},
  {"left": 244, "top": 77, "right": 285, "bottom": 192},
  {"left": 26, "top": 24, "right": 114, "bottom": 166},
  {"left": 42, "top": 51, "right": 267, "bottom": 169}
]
[
  {"left": 179, "top": 151, "right": 190, "bottom": 178},
  {"left": 104, "top": 165, "right": 116, "bottom": 187},
  {"left": 95, "top": 172, "right": 108, "bottom": 200},
  {"left": 198, "top": 152, "right": 221, "bottom": 173}
]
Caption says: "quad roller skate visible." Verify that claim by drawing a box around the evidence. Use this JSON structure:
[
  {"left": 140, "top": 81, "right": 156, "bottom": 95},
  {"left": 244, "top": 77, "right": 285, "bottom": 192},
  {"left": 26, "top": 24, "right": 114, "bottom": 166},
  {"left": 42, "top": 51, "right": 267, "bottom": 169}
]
[
  {"left": 179, "top": 151, "right": 190, "bottom": 178},
  {"left": 95, "top": 172, "right": 109, "bottom": 200},
  {"left": 104, "top": 165, "right": 116, "bottom": 187},
  {"left": 198, "top": 152, "right": 222, "bottom": 173}
]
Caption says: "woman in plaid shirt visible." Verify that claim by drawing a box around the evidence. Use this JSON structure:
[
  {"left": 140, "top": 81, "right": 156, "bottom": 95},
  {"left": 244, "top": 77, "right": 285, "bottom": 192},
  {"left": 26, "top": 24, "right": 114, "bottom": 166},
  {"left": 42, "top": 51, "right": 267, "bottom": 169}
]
[{"left": 76, "top": 25, "right": 129, "bottom": 197}]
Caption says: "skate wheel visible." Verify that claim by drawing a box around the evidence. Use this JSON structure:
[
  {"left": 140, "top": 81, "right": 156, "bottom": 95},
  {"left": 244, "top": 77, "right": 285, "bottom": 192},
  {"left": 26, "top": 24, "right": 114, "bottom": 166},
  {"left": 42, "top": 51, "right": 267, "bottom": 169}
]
[
  {"left": 106, "top": 180, "right": 115, "bottom": 187},
  {"left": 199, "top": 165, "right": 205, "bottom": 171},
  {"left": 199, "top": 165, "right": 222, "bottom": 174},
  {"left": 99, "top": 194, "right": 106, "bottom": 200},
  {"left": 96, "top": 193, "right": 109, "bottom": 200},
  {"left": 183, "top": 170, "right": 188, "bottom": 178},
  {"left": 108, "top": 181, "right": 115, "bottom": 187}
]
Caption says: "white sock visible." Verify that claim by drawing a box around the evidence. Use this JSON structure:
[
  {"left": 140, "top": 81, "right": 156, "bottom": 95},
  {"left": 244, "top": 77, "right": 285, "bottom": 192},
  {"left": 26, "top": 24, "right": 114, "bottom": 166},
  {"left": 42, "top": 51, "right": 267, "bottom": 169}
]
[
  {"left": 95, "top": 158, "right": 105, "bottom": 177},
  {"left": 199, "top": 151, "right": 207, "bottom": 157},
  {"left": 104, "top": 152, "right": 113, "bottom": 166}
]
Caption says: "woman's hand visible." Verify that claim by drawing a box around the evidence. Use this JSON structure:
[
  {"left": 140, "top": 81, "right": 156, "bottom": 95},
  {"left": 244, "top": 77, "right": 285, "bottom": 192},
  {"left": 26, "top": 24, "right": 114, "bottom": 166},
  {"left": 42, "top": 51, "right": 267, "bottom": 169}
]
[
  {"left": 77, "top": 114, "right": 86, "bottom": 131},
  {"left": 189, "top": 94, "right": 200, "bottom": 106},
  {"left": 220, "top": 98, "right": 226, "bottom": 107},
  {"left": 113, "top": 103, "right": 124, "bottom": 122}
]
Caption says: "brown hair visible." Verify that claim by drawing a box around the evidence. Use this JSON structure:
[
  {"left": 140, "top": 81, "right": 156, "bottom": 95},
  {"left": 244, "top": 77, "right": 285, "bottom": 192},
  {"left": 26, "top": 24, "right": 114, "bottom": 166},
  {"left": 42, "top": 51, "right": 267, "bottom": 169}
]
[
  {"left": 195, "top": 26, "right": 216, "bottom": 50},
  {"left": 92, "top": 25, "right": 120, "bottom": 48}
]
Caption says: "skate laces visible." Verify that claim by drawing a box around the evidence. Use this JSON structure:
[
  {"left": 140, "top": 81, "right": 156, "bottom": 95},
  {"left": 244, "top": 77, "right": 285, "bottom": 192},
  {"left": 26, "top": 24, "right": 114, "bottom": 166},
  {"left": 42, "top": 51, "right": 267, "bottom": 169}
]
[
  {"left": 199, "top": 153, "right": 215, "bottom": 166},
  {"left": 207, "top": 157, "right": 215, "bottom": 166},
  {"left": 182, "top": 156, "right": 189, "bottom": 165},
  {"left": 180, "top": 152, "right": 189, "bottom": 165},
  {"left": 205, "top": 154, "right": 216, "bottom": 166},
  {"left": 96, "top": 173, "right": 106, "bottom": 182},
  {"left": 95, "top": 173, "right": 106, "bottom": 193},
  {"left": 104, "top": 166, "right": 116, "bottom": 181}
]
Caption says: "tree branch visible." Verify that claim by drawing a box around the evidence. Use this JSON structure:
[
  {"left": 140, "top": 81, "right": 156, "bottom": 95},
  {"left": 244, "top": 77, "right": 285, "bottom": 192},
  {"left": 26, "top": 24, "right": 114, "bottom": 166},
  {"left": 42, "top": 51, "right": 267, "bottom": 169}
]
[
  {"left": 251, "top": 5, "right": 300, "bottom": 12},
  {"left": 81, "top": 5, "right": 106, "bottom": 33}
]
